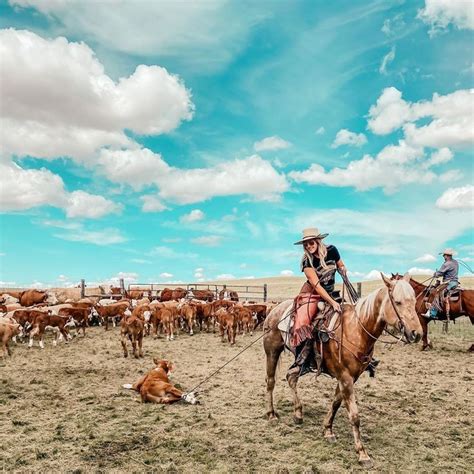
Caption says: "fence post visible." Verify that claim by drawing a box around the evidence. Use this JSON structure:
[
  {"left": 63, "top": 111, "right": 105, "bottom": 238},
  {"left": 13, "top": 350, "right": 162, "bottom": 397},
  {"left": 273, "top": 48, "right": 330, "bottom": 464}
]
[
  {"left": 80, "top": 279, "right": 85, "bottom": 298},
  {"left": 119, "top": 278, "right": 125, "bottom": 295},
  {"left": 357, "top": 282, "right": 362, "bottom": 298},
  {"left": 263, "top": 283, "right": 268, "bottom": 302}
]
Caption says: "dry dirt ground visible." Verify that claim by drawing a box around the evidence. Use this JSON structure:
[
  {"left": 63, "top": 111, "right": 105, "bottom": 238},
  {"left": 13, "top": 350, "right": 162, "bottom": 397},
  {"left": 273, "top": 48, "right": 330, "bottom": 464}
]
[{"left": 1, "top": 316, "right": 473, "bottom": 473}]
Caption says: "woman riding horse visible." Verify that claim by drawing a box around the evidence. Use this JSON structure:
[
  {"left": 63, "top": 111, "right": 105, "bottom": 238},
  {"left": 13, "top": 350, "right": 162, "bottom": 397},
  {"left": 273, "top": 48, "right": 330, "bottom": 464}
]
[{"left": 287, "top": 227, "right": 345, "bottom": 378}]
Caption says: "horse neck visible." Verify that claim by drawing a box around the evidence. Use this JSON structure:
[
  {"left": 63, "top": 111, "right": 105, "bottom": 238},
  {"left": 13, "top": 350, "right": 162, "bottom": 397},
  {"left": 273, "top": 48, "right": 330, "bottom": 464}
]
[
  {"left": 409, "top": 279, "right": 427, "bottom": 295},
  {"left": 355, "top": 288, "right": 387, "bottom": 346}
]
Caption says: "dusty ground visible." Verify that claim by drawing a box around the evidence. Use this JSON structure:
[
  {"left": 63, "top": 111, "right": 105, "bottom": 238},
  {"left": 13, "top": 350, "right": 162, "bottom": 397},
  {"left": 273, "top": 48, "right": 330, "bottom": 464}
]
[{"left": 1, "top": 315, "right": 473, "bottom": 473}]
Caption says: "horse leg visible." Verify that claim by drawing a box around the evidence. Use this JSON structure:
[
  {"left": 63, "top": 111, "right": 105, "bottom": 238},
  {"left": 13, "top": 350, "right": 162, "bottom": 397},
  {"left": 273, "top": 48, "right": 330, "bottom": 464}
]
[
  {"left": 339, "top": 375, "right": 372, "bottom": 467},
  {"left": 419, "top": 316, "right": 433, "bottom": 350},
  {"left": 287, "top": 371, "right": 304, "bottom": 424},
  {"left": 264, "top": 342, "right": 283, "bottom": 421},
  {"left": 323, "top": 385, "right": 343, "bottom": 442}
]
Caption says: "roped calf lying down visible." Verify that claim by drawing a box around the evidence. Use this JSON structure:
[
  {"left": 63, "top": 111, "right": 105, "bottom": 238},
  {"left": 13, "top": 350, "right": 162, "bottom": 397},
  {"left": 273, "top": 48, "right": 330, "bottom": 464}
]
[{"left": 123, "top": 358, "right": 197, "bottom": 404}]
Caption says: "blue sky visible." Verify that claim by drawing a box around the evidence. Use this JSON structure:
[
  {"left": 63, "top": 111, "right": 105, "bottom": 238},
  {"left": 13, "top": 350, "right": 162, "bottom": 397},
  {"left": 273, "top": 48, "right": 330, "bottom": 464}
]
[{"left": 0, "top": 0, "right": 473, "bottom": 288}]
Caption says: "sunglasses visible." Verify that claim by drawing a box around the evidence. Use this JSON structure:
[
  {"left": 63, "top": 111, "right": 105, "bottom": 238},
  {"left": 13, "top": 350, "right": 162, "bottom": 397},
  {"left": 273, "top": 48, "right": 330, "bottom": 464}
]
[{"left": 303, "top": 239, "right": 318, "bottom": 247}]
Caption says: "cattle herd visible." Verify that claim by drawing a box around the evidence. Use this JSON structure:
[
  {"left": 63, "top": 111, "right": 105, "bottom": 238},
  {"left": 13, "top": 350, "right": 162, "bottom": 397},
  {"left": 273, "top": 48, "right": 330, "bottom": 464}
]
[{"left": 0, "top": 286, "right": 275, "bottom": 359}]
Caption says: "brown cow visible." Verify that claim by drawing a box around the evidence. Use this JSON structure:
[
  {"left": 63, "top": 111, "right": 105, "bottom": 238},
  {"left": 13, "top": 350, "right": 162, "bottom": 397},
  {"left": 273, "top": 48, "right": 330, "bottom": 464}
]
[
  {"left": 216, "top": 308, "right": 237, "bottom": 345},
  {"left": 127, "top": 289, "right": 145, "bottom": 300},
  {"left": 19, "top": 290, "right": 47, "bottom": 307},
  {"left": 156, "top": 307, "right": 175, "bottom": 341},
  {"left": 123, "top": 359, "right": 197, "bottom": 404},
  {"left": 120, "top": 312, "right": 144, "bottom": 358},
  {"left": 178, "top": 302, "right": 197, "bottom": 335},
  {"left": 171, "top": 287, "right": 187, "bottom": 300},
  {"left": 0, "top": 318, "right": 21, "bottom": 357},
  {"left": 28, "top": 313, "right": 71, "bottom": 349},
  {"left": 58, "top": 307, "right": 90, "bottom": 337},
  {"left": 94, "top": 302, "right": 130, "bottom": 330},
  {"left": 160, "top": 288, "right": 173, "bottom": 302},
  {"left": 233, "top": 305, "right": 254, "bottom": 336},
  {"left": 244, "top": 304, "right": 267, "bottom": 330},
  {"left": 188, "top": 289, "right": 215, "bottom": 302}
]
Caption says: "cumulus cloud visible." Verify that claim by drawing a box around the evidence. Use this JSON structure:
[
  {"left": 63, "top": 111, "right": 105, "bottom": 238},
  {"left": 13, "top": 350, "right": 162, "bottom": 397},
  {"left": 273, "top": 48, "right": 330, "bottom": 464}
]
[
  {"left": 254, "top": 136, "right": 291, "bottom": 152},
  {"left": 436, "top": 185, "right": 474, "bottom": 210},
  {"left": 289, "top": 140, "right": 448, "bottom": 193},
  {"left": 181, "top": 209, "right": 205, "bottom": 223},
  {"left": 407, "top": 267, "right": 434, "bottom": 276},
  {"left": 159, "top": 272, "right": 173, "bottom": 279},
  {"left": 379, "top": 45, "right": 396, "bottom": 75},
  {"left": 368, "top": 87, "right": 474, "bottom": 150},
  {"left": 280, "top": 270, "right": 294, "bottom": 276},
  {"left": 0, "top": 29, "right": 193, "bottom": 162},
  {"left": 0, "top": 161, "right": 119, "bottom": 218},
  {"left": 363, "top": 270, "right": 383, "bottom": 281},
  {"left": 190, "top": 235, "right": 223, "bottom": 247},
  {"left": 64, "top": 191, "right": 122, "bottom": 219},
  {"left": 55, "top": 226, "right": 127, "bottom": 245},
  {"left": 331, "top": 129, "right": 367, "bottom": 148},
  {"left": 415, "top": 254, "right": 437, "bottom": 263},
  {"left": 140, "top": 195, "right": 168, "bottom": 213},
  {"left": 418, "top": 0, "right": 474, "bottom": 36},
  {"left": 315, "top": 126, "right": 326, "bottom": 135}
]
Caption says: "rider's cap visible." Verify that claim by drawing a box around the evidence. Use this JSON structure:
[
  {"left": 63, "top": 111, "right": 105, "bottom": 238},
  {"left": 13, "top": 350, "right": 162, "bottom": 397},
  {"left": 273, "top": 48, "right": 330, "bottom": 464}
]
[
  {"left": 294, "top": 227, "right": 329, "bottom": 245},
  {"left": 439, "top": 248, "right": 455, "bottom": 256}
]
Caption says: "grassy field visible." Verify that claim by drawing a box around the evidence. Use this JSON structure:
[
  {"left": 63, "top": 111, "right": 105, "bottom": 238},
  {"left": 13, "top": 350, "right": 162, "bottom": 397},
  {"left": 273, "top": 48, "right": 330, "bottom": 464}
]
[{"left": 1, "top": 276, "right": 473, "bottom": 472}]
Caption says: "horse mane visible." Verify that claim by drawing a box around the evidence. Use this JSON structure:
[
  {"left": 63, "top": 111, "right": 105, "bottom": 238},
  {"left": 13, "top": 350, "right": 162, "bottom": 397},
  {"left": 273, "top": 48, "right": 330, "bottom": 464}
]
[
  {"left": 355, "top": 287, "right": 384, "bottom": 322},
  {"left": 392, "top": 279, "right": 416, "bottom": 300}
]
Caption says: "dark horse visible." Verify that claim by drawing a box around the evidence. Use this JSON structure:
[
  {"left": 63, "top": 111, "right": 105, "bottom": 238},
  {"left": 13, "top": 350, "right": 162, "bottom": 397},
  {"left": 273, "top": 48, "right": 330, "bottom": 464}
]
[
  {"left": 392, "top": 274, "right": 474, "bottom": 352},
  {"left": 263, "top": 273, "right": 422, "bottom": 467}
]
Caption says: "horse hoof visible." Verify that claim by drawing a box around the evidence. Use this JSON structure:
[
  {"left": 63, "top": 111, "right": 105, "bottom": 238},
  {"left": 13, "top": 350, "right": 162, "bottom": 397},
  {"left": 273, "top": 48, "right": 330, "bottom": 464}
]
[
  {"left": 293, "top": 416, "right": 303, "bottom": 425},
  {"left": 267, "top": 412, "right": 279, "bottom": 422},
  {"left": 325, "top": 434, "right": 336, "bottom": 444},
  {"left": 359, "top": 458, "right": 373, "bottom": 469}
]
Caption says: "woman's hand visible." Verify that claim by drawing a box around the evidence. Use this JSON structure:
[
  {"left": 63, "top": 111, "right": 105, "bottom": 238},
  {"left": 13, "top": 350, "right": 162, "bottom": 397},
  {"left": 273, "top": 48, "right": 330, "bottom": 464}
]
[{"left": 330, "top": 300, "right": 341, "bottom": 313}]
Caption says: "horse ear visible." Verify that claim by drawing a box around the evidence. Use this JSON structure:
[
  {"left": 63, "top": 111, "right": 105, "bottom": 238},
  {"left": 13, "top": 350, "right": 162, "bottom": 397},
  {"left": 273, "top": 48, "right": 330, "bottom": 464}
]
[
  {"left": 402, "top": 272, "right": 411, "bottom": 282},
  {"left": 380, "top": 272, "right": 393, "bottom": 289}
]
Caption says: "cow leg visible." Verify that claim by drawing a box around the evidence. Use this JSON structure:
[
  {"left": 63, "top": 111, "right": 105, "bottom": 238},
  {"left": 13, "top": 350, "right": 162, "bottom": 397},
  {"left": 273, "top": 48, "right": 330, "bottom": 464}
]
[
  {"left": 39, "top": 332, "right": 45, "bottom": 350},
  {"left": 121, "top": 332, "right": 128, "bottom": 357},
  {"left": 170, "top": 322, "right": 174, "bottom": 341},
  {"left": 105, "top": 317, "right": 109, "bottom": 331},
  {"left": 29, "top": 326, "right": 39, "bottom": 348},
  {"left": 131, "top": 336, "right": 138, "bottom": 359},
  {"left": 138, "top": 334, "right": 144, "bottom": 358}
]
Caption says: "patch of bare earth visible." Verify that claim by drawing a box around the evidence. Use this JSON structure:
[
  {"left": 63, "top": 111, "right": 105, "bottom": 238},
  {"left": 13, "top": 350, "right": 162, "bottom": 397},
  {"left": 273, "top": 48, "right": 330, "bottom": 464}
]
[{"left": 1, "top": 314, "right": 472, "bottom": 473}]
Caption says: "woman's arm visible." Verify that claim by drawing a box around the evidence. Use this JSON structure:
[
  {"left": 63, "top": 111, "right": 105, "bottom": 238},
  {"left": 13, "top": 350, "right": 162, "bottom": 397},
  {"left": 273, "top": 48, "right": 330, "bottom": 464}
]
[
  {"left": 304, "top": 268, "right": 341, "bottom": 312},
  {"left": 336, "top": 259, "right": 347, "bottom": 276}
]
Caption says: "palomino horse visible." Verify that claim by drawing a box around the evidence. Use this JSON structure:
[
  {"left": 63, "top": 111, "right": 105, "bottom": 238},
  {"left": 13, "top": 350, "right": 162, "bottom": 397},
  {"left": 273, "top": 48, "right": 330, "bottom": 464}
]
[
  {"left": 263, "top": 273, "right": 422, "bottom": 467},
  {"left": 392, "top": 274, "right": 474, "bottom": 352}
]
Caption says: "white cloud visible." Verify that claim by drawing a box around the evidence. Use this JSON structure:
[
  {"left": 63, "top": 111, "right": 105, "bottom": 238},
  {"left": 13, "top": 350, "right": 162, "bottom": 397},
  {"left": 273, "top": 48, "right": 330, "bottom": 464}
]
[
  {"left": 436, "top": 185, "right": 474, "bottom": 210},
  {"left": 331, "top": 129, "right": 367, "bottom": 148},
  {"left": 9, "top": 1, "right": 269, "bottom": 73},
  {"left": 289, "top": 140, "right": 446, "bottom": 193},
  {"left": 194, "top": 271, "right": 204, "bottom": 279},
  {"left": 280, "top": 270, "right": 294, "bottom": 276},
  {"left": 109, "top": 272, "right": 139, "bottom": 284},
  {"left": 147, "top": 246, "right": 197, "bottom": 259},
  {"left": 379, "top": 45, "right": 396, "bottom": 75},
  {"left": 414, "top": 254, "right": 437, "bottom": 263},
  {"left": 55, "top": 227, "right": 127, "bottom": 246},
  {"left": 407, "top": 267, "right": 434, "bottom": 276},
  {"left": 254, "top": 136, "right": 291, "bottom": 152},
  {"left": 424, "top": 147, "right": 453, "bottom": 168},
  {"left": 181, "top": 209, "right": 205, "bottom": 223},
  {"left": 0, "top": 161, "right": 119, "bottom": 218},
  {"left": 141, "top": 195, "right": 168, "bottom": 213},
  {"left": 0, "top": 29, "right": 193, "bottom": 162},
  {"left": 131, "top": 258, "right": 151, "bottom": 264},
  {"left": 195, "top": 268, "right": 204, "bottom": 273},
  {"left": 99, "top": 148, "right": 170, "bottom": 191},
  {"left": 368, "top": 87, "right": 474, "bottom": 150},
  {"left": 418, "top": 0, "right": 474, "bottom": 36},
  {"left": 98, "top": 150, "right": 288, "bottom": 204},
  {"left": 363, "top": 270, "right": 383, "bottom": 281},
  {"left": 157, "top": 154, "right": 289, "bottom": 204},
  {"left": 216, "top": 274, "right": 236, "bottom": 280},
  {"left": 65, "top": 190, "right": 122, "bottom": 219},
  {"left": 159, "top": 272, "right": 173, "bottom": 279},
  {"left": 381, "top": 14, "right": 405, "bottom": 36},
  {"left": 190, "top": 235, "right": 223, "bottom": 247},
  {"left": 315, "top": 126, "right": 326, "bottom": 135}
]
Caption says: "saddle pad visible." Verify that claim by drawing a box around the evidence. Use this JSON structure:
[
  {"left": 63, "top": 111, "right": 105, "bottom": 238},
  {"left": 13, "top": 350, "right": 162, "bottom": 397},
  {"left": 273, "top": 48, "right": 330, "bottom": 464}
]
[{"left": 277, "top": 300, "right": 294, "bottom": 350}]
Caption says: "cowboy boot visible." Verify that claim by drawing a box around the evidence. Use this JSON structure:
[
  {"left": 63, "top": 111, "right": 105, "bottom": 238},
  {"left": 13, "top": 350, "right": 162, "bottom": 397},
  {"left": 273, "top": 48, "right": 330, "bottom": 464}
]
[{"left": 286, "top": 339, "right": 317, "bottom": 379}]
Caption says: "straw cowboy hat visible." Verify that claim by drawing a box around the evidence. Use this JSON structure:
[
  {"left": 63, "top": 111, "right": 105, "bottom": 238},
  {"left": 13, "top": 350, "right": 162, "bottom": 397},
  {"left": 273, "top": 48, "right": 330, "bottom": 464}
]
[
  {"left": 294, "top": 227, "right": 329, "bottom": 245},
  {"left": 439, "top": 248, "right": 456, "bottom": 256}
]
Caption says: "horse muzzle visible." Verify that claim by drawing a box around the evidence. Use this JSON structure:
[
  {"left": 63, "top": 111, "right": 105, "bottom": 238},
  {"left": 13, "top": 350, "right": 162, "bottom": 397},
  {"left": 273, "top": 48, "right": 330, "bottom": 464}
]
[{"left": 404, "top": 328, "right": 421, "bottom": 344}]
